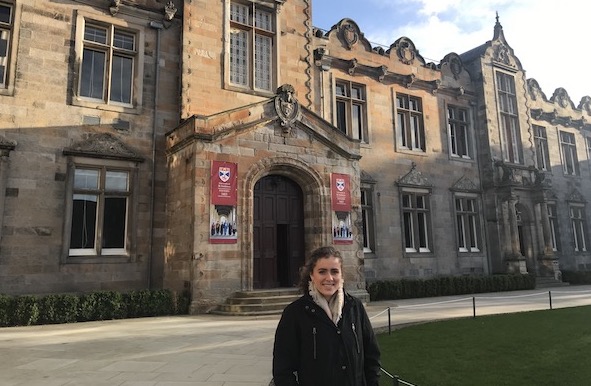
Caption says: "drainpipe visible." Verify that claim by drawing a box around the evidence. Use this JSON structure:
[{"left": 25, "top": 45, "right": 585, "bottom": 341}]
[{"left": 148, "top": 20, "right": 164, "bottom": 288}]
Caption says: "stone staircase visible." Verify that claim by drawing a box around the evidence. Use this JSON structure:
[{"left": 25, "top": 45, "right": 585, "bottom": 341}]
[
  {"left": 211, "top": 288, "right": 301, "bottom": 316},
  {"left": 535, "top": 276, "right": 570, "bottom": 288}
]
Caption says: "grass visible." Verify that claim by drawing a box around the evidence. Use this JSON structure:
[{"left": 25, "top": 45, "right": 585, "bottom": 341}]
[{"left": 377, "top": 306, "right": 591, "bottom": 386}]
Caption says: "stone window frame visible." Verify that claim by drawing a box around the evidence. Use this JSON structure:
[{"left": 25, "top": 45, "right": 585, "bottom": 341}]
[
  {"left": 62, "top": 156, "right": 139, "bottom": 264},
  {"left": 533, "top": 125, "right": 551, "bottom": 172},
  {"left": 72, "top": 10, "right": 145, "bottom": 113},
  {"left": 334, "top": 79, "right": 369, "bottom": 143},
  {"left": 547, "top": 202, "right": 560, "bottom": 252},
  {"left": 559, "top": 130, "right": 579, "bottom": 176},
  {"left": 495, "top": 71, "right": 523, "bottom": 164},
  {"left": 0, "top": 0, "right": 21, "bottom": 96},
  {"left": 360, "top": 185, "right": 375, "bottom": 253},
  {"left": 224, "top": 0, "right": 280, "bottom": 97},
  {"left": 569, "top": 203, "right": 588, "bottom": 253},
  {"left": 400, "top": 188, "right": 432, "bottom": 254},
  {"left": 395, "top": 92, "right": 426, "bottom": 153},
  {"left": 454, "top": 193, "right": 482, "bottom": 253},
  {"left": 446, "top": 103, "right": 474, "bottom": 160}
]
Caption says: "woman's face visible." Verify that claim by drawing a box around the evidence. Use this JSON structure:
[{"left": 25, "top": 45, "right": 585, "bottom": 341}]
[{"left": 310, "top": 255, "right": 342, "bottom": 300}]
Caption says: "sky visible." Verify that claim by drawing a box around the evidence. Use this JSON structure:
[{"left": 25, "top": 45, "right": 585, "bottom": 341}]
[{"left": 311, "top": 0, "right": 590, "bottom": 104}]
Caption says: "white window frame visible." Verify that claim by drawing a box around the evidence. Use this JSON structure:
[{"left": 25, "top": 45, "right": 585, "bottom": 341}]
[
  {"left": 447, "top": 104, "right": 472, "bottom": 159},
  {"left": 560, "top": 131, "right": 579, "bottom": 176},
  {"left": 570, "top": 204, "right": 587, "bottom": 252},
  {"left": 496, "top": 71, "right": 522, "bottom": 164},
  {"left": 63, "top": 157, "right": 137, "bottom": 262},
  {"left": 334, "top": 79, "right": 368, "bottom": 143},
  {"left": 401, "top": 189, "right": 431, "bottom": 253},
  {"left": 73, "top": 11, "right": 145, "bottom": 112},
  {"left": 396, "top": 93, "right": 425, "bottom": 152},
  {"left": 226, "top": 0, "right": 278, "bottom": 94},
  {"left": 455, "top": 195, "right": 481, "bottom": 253}
]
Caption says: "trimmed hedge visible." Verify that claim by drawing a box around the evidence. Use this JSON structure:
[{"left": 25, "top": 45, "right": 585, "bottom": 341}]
[
  {"left": 561, "top": 270, "right": 591, "bottom": 285},
  {"left": 367, "top": 274, "right": 536, "bottom": 301},
  {"left": 0, "top": 289, "right": 190, "bottom": 327}
]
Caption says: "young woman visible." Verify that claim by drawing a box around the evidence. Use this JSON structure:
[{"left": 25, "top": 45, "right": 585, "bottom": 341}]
[{"left": 272, "top": 246, "right": 381, "bottom": 386}]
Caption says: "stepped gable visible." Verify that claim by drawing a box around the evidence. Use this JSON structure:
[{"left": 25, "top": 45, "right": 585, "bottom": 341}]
[{"left": 63, "top": 132, "right": 144, "bottom": 162}]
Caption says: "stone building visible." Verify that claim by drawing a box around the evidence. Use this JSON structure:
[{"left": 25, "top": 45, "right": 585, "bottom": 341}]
[{"left": 1, "top": 1, "right": 590, "bottom": 313}]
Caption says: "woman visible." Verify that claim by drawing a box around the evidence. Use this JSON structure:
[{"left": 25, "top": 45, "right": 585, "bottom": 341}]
[{"left": 272, "top": 246, "right": 381, "bottom": 386}]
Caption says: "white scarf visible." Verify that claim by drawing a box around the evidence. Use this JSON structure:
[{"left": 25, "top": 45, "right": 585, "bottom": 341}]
[{"left": 308, "top": 280, "right": 344, "bottom": 325}]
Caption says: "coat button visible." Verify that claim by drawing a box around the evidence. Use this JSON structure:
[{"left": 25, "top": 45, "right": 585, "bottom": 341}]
[
  {"left": 342, "top": 365, "right": 347, "bottom": 370},
  {"left": 311, "top": 309, "right": 315, "bottom": 313},
  {"left": 337, "top": 330, "right": 341, "bottom": 334}
]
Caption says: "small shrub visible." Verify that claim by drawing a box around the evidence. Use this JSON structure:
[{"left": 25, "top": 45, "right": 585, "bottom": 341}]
[{"left": 12, "top": 295, "right": 40, "bottom": 326}]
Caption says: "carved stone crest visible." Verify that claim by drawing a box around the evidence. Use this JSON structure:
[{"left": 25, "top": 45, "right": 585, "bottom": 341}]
[
  {"left": 341, "top": 22, "right": 359, "bottom": 50},
  {"left": 493, "top": 43, "right": 511, "bottom": 66},
  {"left": 396, "top": 37, "right": 416, "bottom": 65},
  {"left": 274, "top": 84, "right": 300, "bottom": 133}
]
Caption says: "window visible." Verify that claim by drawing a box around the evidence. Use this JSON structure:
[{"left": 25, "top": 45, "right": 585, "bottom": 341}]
[
  {"left": 586, "top": 137, "right": 591, "bottom": 172},
  {"left": 229, "top": 1, "right": 275, "bottom": 92},
  {"left": 396, "top": 93, "right": 425, "bottom": 151},
  {"left": 560, "top": 131, "right": 579, "bottom": 176},
  {"left": 335, "top": 80, "right": 368, "bottom": 142},
  {"left": 69, "top": 166, "right": 130, "bottom": 256},
  {"left": 534, "top": 125, "right": 550, "bottom": 171},
  {"left": 0, "top": 1, "right": 13, "bottom": 87},
  {"left": 448, "top": 105, "right": 471, "bottom": 159},
  {"left": 496, "top": 72, "right": 522, "bottom": 163},
  {"left": 74, "top": 12, "right": 144, "bottom": 110},
  {"left": 402, "top": 191, "right": 431, "bottom": 253},
  {"left": 548, "top": 203, "right": 559, "bottom": 252},
  {"left": 361, "top": 188, "right": 375, "bottom": 252},
  {"left": 570, "top": 205, "right": 587, "bottom": 252},
  {"left": 455, "top": 196, "right": 481, "bottom": 252}
]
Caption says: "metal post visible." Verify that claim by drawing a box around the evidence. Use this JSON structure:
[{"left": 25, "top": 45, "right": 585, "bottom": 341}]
[
  {"left": 388, "top": 307, "right": 392, "bottom": 335},
  {"left": 549, "top": 291, "right": 553, "bottom": 310},
  {"left": 393, "top": 374, "right": 400, "bottom": 386},
  {"left": 473, "top": 297, "right": 476, "bottom": 318}
]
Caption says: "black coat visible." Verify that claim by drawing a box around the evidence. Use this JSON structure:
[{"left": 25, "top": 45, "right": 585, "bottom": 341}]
[{"left": 272, "top": 292, "right": 381, "bottom": 386}]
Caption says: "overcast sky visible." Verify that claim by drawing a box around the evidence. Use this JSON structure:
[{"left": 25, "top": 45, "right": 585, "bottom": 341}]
[{"left": 311, "top": 0, "right": 589, "bottom": 104}]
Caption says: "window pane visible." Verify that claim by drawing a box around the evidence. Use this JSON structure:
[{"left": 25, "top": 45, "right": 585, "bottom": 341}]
[
  {"left": 74, "top": 169, "right": 99, "bottom": 190},
  {"left": 105, "top": 171, "right": 128, "bottom": 191},
  {"left": 352, "top": 104, "right": 362, "bottom": 139},
  {"left": 80, "top": 49, "right": 106, "bottom": 99},
  {"left": 336, "top": 101, "right": 347, "bottom": 133},
  {"left": 113, "top": 30, "right": 135, "bottom": 51},
  {"left": 0, "top": 5, "right": 11, "bottom": 24},
  {"left": 110, "top": 55, "right": 133, "bottom": 103},
  {"left": 417, "top": 212, "right": 428, "bottom": 248},
  {"left": 403, "top": 212, "right": 414, "bottom": 249},
  {"left": 254, "top": 9, "right": 273, "bottom": 31},
  {"left": 230, "top": 29, "right": 248, "bottom": 86},
  {"left": 335, "top": 83, "right": 347, "bottom": 97},
  {"left": 70, "top": 194, "right": 97, "bottom": 249},
  {"left": 230, "top": 3, "right": 249, "bottom": 24},
  {"left": 84, "top": 25, "right": 107, "bottom": 44},
  {"left": 254, "top": 34, "right": 272, "bottom": 90},
  {"left": 102, "top": 197, "right": 127, "bottom": 249}
]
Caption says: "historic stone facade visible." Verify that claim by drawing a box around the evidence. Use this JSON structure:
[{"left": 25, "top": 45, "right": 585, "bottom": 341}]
[{"left": 1, "top": 1, "right": 591, "bottom": 312}]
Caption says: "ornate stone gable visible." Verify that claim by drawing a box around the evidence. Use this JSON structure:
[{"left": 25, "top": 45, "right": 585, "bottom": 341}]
[
  {"left": 450, "top": 175, "right": 479, "bottom": 192},
  {"left": 550, "top": 88, "right": 575, "bottom": 110},
  {"left": 388, "top": 36, "right": 426, "bottom": 66},
  {"left": 329, "top": 18, "right": 372, "bottom": 52},
  {"left": 360, "top": 170, "right": 377, "bottom": 184},
  {"left": 527, "top": 78, "right": 548, "bottom": 102},
  {"left": 396, "top": 163, "right": 432, "bottom": 187},
  {"left": 567, "top": 188, "right": 586, "bottom": 203},
  {"left": 63, "top": 133, "right": 144, "bottom": 162}
]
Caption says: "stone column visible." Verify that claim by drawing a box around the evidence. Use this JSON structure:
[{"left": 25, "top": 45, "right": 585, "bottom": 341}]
[
  {"left": 0, "top": 151, "right": 10, "bottom": 245},
  {"left": 539, "top": 200, "right": 554, "bottom": 256},
  {"left": 507, "top": 194, "right": 522, "bottom": 258}
]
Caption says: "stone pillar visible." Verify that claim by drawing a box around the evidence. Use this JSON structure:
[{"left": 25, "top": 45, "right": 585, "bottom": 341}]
[
  {"left": 0, "top": 151, "right": 10, "bottom": 245},
  {"left": 507, "top": 194, "right": 522, "bottom": 258},
  {"left": 539, "top": 200, "right": 554, "bottom": 256}
]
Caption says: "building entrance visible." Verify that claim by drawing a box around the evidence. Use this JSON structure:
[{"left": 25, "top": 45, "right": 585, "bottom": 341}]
[{"left": 253, "top": 175, "right": 305, "bottom": 289}]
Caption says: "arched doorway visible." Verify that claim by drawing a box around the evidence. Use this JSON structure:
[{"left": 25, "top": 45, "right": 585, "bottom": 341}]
[{"left": 253, "top": 175, "right": 305, "bottom": 289}]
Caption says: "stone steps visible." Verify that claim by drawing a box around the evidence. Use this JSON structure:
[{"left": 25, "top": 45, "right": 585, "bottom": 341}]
[
  {"left": 535, "top": 276, "right": 570, "bottom": 288},
  {"left": 211, "top": 288, "right": 301, "bottom": 316}
]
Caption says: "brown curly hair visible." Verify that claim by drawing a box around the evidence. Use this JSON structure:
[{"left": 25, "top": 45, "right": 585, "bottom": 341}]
[{"left": 298, "top": 246, "right": 343, "bottom": 293}]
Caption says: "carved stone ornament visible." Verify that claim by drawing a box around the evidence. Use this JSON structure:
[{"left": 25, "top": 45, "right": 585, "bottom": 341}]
[
  {"left": 567, "top": 188, "right": 586, "bottom": 203},
  {"left": 451, "top": 176, "right": 479, "bottom": 192},
  {"left": 527, "top": 78, "right": 544, "bottom": 101},
  {"left": 396, "top": 162, "right": 432, "bottom": 187},
  {"left": 164, "top": 1, "right": 177, "bottom": 21},
  {"left": 340, "top": 21, "right": 359, "bottom": 50},
  {"left": 395, "top": 37, "right": 416, "bottom": 65},
  {"left": 0, "top": 135, "right": 16, "bottom": 157},
  {"left": 274, "top": 84, "right": 300, "bottom": 133},
  {"left": 551, "top": 88, "right": 572, "bottom": 109},
  {"left": 442, "top": 53, "right": 463, "bottom": 79},
  {"left": 579, "top": 96, "right": 591, "bottom": 115},
  {"left": 493, "top": 43, "right": 511, "bottom": 66},
  {"left": 63, "top": 132, "right": 143, "bottom": 161},
  {"left": 109, "top": 0, "right": 121, "bottom": 16}
]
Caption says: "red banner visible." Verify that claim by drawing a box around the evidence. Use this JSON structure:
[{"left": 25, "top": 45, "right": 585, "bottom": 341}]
[
  {"left": 211, "top": 161, "right": 237, "bottom": 205},
  {"left": 331, "top": 173, "right": 351, "bottom": 211}
]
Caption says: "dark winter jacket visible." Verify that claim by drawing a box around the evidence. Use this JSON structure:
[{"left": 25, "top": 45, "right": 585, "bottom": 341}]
[{"left": 272, "top": 292, "right": 381, "bottom": 386}]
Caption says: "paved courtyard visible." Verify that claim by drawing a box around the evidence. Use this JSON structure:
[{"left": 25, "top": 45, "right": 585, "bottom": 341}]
[{"left": 1, "top": 285, "right": 591, "bottom": 386}]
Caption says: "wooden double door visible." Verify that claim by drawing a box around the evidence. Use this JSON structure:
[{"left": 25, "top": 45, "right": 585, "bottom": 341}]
[{"left": 253, "top": 175, "right": 305, "bottom": 289}]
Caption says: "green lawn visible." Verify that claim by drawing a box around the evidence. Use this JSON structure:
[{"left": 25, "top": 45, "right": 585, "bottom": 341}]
[{"left": 377, "top": 306, "right": 591, "bottom": 386}]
